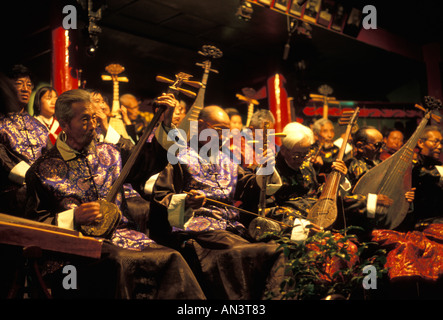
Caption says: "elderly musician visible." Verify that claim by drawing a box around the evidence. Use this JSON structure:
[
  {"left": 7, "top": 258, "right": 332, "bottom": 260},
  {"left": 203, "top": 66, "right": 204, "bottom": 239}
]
[
  {"left": 344, "top": 126, "right": 414, "bottom": 238},
  {"left": 263, "top": 122, "right": 348, "bottom": 240},
  {"left": 151, "top": 105, "right": 285, "bottom": 300},
  {"left": 24, "top": 89, "right": 205, "bottom": 299},
  {"left": 410, "top": 125, "right": 443, "bottom": 228}
]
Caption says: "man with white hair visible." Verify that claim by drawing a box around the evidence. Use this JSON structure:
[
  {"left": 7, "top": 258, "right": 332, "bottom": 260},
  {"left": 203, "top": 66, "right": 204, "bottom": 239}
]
[
  {"left": 275, "top": 121, "right": 348, "bottom": 204},
  {"left": 265, "top": 122, "right": 348, "bottom": 239}
]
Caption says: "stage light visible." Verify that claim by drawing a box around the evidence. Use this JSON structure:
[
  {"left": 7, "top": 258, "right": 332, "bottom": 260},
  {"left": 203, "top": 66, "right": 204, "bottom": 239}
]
[{"left": 85, "top": 34, "right": 99, "bottom": 57}]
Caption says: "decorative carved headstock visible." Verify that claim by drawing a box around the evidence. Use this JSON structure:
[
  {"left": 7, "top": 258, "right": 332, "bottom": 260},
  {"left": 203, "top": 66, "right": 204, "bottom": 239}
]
[
  {"left": 155, "top": 72, "right": 198, "bottom": 98},
  {"left": 105, "top": 63, "right": 125, "bottom": 76},
  {"left": 415, "top": 96, "right": 442, "bottom": 123}
]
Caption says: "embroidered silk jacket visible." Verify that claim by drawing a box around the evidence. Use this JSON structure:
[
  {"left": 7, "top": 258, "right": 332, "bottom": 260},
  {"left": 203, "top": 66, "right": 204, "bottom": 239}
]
[
  {"left": 0, "top": 112, "right": 48, "bottom": 188},
  {"left": 151, "top": 145, "right": 281, "bottom": 241},
  {"left": 25, "top": 136, "right": 157, "bottom": 250}
]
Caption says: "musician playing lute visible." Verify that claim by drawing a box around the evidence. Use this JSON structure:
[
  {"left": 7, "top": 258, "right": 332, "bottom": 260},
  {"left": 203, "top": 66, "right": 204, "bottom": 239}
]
[
  {"left": 344, "top": 126, "right": 415, "bottom": 238},
  {"left": 24, "top": 88, "right": 205, "bottom": 299},
  {"left": 262, "top": 121, "right": 349, "bottom": 240}
]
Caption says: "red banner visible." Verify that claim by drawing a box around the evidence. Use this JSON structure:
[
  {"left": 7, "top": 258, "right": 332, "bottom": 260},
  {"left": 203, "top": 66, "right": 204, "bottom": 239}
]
[{"left": 302, "top": 106, "right": 422, "bottom": 118}]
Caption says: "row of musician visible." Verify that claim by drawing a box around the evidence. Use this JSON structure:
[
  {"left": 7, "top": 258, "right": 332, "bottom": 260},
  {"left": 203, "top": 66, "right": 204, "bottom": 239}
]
[
  {"left": 1, "top": 64, "right": 442, "bottom": 299},
  {"left": 1, "top": 65, "right": 442, "bottom": 240}
]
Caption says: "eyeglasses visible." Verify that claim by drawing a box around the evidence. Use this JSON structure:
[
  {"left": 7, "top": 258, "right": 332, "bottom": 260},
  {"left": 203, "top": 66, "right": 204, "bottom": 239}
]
[
  {"left": 369, "top": 141, "right": 384, "bottom": 151},
  {"left": 425, "top": 139, "right": 443, "bottom": 147},
  {"left": 15, "top": 80, "right": 34, "bottom": 90},
  {"left": 288, "top": 147, "right": 312, "bottom": 161},
  {"left": 289, "top": 152, "right": 310, "bottom": 160}
]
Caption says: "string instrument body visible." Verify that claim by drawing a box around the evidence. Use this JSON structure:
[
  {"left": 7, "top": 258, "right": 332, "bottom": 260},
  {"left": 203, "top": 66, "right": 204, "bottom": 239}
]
[
  {"left": 353, "top": 97, "right": 442, "bottom": 229},
  {"left": 307, "top": 108, "right": 360, "bottom": 229}
]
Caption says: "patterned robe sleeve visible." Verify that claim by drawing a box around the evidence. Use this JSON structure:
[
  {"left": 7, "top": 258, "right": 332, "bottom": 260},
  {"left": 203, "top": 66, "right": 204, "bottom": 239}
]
[
  {"left": 0, "top": 142, "right": 26, "bottom": 185},
  {"left": 24, "top": 164, "right": 59, "bottom": 225}
]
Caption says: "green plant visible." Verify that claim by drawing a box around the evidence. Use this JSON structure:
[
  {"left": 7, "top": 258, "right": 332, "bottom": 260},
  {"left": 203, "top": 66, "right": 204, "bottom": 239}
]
[{"left": 265, "top": 226, "right": 388, "bottom": 300}]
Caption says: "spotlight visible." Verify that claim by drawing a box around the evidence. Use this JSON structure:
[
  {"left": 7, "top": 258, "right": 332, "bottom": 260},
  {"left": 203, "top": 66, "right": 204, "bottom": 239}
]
[
  {"left": 87, "top": 44, "right": 97, "bottom": 56},
  {"left": 86, "top": 34, "right": 99, "bottom": 57},
  {"left": 236, "top": 0, "right": 253, "bottom": 21}
]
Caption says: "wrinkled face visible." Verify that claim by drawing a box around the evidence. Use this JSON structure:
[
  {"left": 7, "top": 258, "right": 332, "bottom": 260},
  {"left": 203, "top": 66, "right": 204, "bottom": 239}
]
[
  {"left": 230, "top": 114, "right": 243, "bottom": 132},
  {"left": 40, "top": 90, "right": 58, "bottom": 118},
  {"left": 281, "top": 139, "right": 313, "bottom": 170},
  {"left": 384, "top": 130, "right": 404, "bottom": 152},
  {"left": 418, "top": 130, "right": 442, "bottom": 159},
  {"left": 14, "top": 76, "right": 33, "bottom": 106},
  {"left": 358, "top": 129, "right": 384, "bottom": 160},
  {"left": 318, "top": 122, "right": 335, "bottom": 146},
  {"left": 61, "top": 101, "right": 97, "bottom": 151}
]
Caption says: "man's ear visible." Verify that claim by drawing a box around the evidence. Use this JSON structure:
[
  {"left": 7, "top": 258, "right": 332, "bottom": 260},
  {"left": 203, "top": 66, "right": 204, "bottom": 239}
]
[
  {"left": 279, "top": 146, "right": 287, "bottom": 157},
  {"left": 355, "top": 141, "right": 364, "bottom": 153},
  {"left": 416, "top": 139, "right": 425, "bottom": 150}
]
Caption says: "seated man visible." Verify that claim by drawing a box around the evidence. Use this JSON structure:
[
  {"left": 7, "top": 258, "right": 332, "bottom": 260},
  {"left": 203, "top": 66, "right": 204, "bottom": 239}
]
[
  {"left": 344, "top": 126, "right": 414, "bottom": 239},
  {"left": 25, "top": 89, "right": 204, "bottom": 299},
  {"left": 345, "top": 126, "right": 384, "bottom": 186},
  {"left": 410, "top": 125, "right": 443, "bottom": 228},
  {"left": 151, "top": 105, "right": 284, "bottom": 299},
  {"left": 372, "top": 125, "right": 443, "bottom": 296},
  {"left": 120, "top": 93, "right": 154, "bottom": 142},
  {"left": 379, "top": 128, "right": 404, "bottom": 161},
  {"left": 265, "top": 122, "right": 348, "bottom": 240},
  {"left": 311, "top": 118, "right": 340, "bottom": 179},
  {"left": 89, "top": 89, "right": 134, "bottom": 144},
  {"left": 0, "top": 65, "right": 49, "bottom": 217},
  {"left": 268, "top": 121, "right": 320, "bottom": 211}
]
